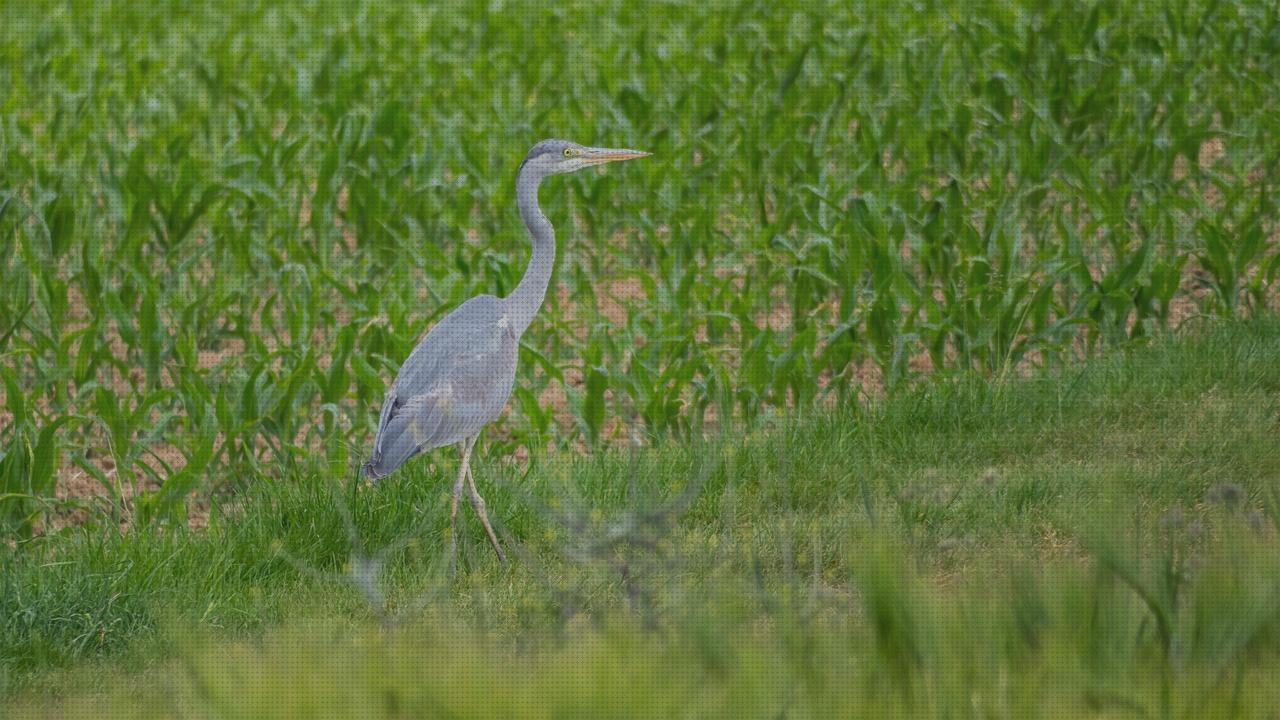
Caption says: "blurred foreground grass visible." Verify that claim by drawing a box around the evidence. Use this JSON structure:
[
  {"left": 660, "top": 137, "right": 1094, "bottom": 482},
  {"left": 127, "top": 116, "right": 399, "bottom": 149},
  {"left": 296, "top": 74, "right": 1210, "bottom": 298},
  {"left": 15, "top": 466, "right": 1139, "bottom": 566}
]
[
  {"left": 2, "top": 0, "right": 1279, "bottom": 532},
  {"left": 4, "top": 317, "right": 1280, "bottom": 717}
]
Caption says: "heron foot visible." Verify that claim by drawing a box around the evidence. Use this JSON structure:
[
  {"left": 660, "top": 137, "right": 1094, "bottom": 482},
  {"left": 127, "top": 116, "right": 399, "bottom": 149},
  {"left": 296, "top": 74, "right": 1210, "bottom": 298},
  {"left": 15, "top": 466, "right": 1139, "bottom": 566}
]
[{"left": 466, "top": 464, "right": 507, "bottom": 563}]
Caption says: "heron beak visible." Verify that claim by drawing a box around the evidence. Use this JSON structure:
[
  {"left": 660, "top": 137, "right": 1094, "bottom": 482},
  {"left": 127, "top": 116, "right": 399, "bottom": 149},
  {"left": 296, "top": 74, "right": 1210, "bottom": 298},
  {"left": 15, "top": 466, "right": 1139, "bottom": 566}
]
[{"left": 582, "top": 147, "right": 651, "bottom": 165}]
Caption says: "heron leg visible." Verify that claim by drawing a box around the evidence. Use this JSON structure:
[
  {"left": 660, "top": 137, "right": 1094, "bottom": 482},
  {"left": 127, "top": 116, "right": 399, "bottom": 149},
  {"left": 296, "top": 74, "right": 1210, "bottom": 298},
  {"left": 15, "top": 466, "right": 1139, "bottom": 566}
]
[
  {"left": 464, "top": 437, "right": 507, "bottom": 563},
  {"left": 449, "top": 435, "right": 475, "bottom": 571}
]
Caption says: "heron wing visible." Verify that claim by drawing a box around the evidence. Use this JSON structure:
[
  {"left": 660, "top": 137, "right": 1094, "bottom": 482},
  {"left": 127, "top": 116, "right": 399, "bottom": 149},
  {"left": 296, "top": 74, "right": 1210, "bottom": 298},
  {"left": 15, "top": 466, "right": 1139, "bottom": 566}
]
[{"left": 366, "top": 295, "right": 519, "bottom": 477}]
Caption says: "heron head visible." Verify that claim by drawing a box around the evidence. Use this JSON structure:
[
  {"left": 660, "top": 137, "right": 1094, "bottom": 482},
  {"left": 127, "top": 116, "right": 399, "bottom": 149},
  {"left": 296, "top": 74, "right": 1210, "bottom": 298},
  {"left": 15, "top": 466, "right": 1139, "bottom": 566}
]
[{"left": 519, "top": 139, "right": 650, "bottom": 178}]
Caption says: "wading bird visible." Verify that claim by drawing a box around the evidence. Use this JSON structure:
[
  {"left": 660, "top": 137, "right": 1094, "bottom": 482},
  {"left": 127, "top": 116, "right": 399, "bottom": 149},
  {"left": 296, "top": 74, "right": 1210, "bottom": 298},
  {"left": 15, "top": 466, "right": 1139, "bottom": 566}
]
[{"left": 363, "top": 139, "right": 649, "bottom": 562}]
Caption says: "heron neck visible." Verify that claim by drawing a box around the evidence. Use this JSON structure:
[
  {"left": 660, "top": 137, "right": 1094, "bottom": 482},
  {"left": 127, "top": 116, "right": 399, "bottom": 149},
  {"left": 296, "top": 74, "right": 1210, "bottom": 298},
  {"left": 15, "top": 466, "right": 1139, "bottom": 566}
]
[{"left": 506, "top": 168, "right": 555, "bottom": 337}]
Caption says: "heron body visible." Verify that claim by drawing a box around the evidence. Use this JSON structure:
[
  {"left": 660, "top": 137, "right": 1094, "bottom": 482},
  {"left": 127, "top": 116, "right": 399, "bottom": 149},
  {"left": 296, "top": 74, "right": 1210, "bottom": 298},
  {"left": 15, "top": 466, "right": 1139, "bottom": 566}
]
[
  {"left": 363, "top": 139, "right": 649, "bottom": 562},
  {"left": 366, "top": 294, "right": 518, "bottom": 477}
]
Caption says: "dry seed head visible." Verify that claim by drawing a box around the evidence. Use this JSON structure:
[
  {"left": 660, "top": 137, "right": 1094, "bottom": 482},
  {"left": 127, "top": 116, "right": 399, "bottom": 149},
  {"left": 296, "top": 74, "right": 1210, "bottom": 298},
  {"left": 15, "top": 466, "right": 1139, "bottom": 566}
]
[
  {"left": 1160, "top": 505, "right": 1186, "bottom": 529},
  {"left": 1205, "top": 482, "right": 1245, "bottom": 509},
  {"left": 1246, "top": 509, "right": 1267, "bottom": 532},
  {"left": 1186, "top": 519, "right": 1206, "bottom": 542},
  {"left": 982, "top": 467, "right": 999, "bottom": 486}
]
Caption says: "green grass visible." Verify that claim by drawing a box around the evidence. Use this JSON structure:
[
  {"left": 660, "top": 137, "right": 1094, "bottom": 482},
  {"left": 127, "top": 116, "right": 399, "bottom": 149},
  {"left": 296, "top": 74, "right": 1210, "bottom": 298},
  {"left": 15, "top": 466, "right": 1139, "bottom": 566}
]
[
  {"left": 3, "top": 0, "right": 1280, "bottom": 715},
  {"left": 2, "top": 0, "right": 1279, "bottom": 532},
  {"left": 4, "top": 318, "right": 1280, "bottom": 717}
]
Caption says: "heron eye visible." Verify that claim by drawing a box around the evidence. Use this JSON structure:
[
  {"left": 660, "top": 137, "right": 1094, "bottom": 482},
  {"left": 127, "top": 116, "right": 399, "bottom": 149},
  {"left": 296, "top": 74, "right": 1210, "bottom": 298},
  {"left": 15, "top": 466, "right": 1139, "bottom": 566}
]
[{"left": 563, "top": 147, "right": 574, "bottom": 157}]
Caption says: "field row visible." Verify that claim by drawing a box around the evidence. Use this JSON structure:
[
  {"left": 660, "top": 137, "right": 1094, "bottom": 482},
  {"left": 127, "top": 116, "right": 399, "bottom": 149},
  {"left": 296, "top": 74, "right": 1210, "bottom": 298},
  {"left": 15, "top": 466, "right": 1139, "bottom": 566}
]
[{"left": 2, "top": 0, "right": 1279, "bottom": 532}]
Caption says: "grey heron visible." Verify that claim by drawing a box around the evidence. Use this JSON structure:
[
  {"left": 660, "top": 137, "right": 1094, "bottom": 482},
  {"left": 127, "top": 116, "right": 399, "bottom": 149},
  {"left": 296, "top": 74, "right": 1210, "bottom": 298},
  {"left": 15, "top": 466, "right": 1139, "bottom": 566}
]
[{"left": 363, "top": 139, "right": 650, "bottom": 563}]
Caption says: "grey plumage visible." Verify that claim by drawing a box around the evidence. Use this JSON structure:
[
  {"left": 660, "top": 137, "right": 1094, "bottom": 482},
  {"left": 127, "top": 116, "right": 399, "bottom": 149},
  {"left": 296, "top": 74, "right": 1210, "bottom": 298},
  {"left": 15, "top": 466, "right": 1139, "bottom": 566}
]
[
  {"left": 362, "top": 139, "right": 649, "bottom": 562},
  {"left": 365, "top": 295, "right": 518, "bottom": 478}
]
